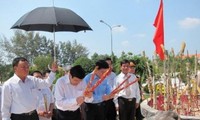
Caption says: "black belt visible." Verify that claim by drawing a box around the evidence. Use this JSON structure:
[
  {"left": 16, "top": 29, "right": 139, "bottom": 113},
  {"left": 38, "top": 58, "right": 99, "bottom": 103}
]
[
  {"left": 118, "top": 97, "right": 135, "bottom": 102},
  {"left": 86, "top": 102, "right": 105, "bottom": 107},
  {"left": 13, "top": 110, "right": 37, "bottom": 116}
]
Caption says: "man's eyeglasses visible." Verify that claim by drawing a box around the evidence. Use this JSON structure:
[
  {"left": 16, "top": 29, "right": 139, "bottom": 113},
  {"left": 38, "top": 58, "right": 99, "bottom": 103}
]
[{"left": 129, "top": 66, "right": 135, "bottom": 69}]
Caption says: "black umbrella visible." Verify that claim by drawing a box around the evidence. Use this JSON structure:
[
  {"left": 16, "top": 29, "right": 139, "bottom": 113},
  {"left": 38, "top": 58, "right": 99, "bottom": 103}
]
[{"left": 11, "top": 6, "right": 92, "bottom": 61}]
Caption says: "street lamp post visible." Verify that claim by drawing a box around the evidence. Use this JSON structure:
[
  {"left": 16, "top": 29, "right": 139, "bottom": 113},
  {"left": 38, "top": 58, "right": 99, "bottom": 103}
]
[{"left": 100, "top": 20, "right": 121, "bottom": 56}]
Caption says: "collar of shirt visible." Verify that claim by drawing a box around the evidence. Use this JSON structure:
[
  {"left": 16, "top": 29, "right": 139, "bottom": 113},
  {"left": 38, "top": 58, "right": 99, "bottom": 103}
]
[
  {"left": 64, "top": 75, "right": 70, "bottom": 84},
  {"left": 94, "top": 74, "right": 100, "bottom": 80},
  {"left": 13, "top": 74, "right": 24, "bottom": 83},
  {"left": 59, "top": 75, "right": 84, "bottom": 88},
  {"left": 87, "top": 73, "right": 100, "bottom": 86},
  {"left": 106, "top": 72, "right": 116, "bottom": 80},
  {"left": 119, "top": 72, "right": 130, "bottom": 79},
  {"left": 58, "top": 75, "right": 70, "bottom": 85}
]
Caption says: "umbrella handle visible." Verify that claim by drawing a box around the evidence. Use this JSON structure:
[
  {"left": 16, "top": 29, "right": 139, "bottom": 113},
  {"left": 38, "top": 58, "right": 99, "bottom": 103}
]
[{"left": 48, "top": 64, "right": 52, "bottom": 71}]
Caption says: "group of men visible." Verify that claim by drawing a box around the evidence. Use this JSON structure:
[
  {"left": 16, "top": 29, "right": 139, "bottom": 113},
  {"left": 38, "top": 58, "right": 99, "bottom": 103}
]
[{"left": 1, "top": 57, "right": 144, "bottom": 120}]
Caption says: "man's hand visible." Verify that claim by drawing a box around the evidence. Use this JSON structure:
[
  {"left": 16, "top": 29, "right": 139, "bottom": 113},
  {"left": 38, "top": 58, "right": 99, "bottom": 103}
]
[
  {"left": 76, "top": 96, "right": 85, "bottom": 105},
  {"left": 109, "top": 93, "right": 115, "bottom": 99},
  {"left": 84, "top": 91, "right": 93, "bottom": 98},
  {"left": 46, "top": 111, "right": 53, "bottom": 118},
  {"left": 51, "top": 62, "right": 58, "bottom": 72},
  {"left": 38, "top": 111, "right": 48, "bottom": 117},
  {"left": 102, "top": 94, "right": 110, "bottom": 101},
  {"left": 38, "top": 111, "right": 46, "bottom": 116}
]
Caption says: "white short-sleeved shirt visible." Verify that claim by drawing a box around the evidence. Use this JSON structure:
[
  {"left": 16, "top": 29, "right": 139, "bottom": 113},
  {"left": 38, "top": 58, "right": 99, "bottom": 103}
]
[{"left": 1, "top": 72, "right": 55, "bottom": 120}]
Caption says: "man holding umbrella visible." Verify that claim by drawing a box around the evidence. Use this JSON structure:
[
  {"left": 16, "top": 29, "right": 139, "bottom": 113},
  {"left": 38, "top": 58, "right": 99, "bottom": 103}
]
[{"left": 1, "top": 57, "right": 57, "bottom": 120}]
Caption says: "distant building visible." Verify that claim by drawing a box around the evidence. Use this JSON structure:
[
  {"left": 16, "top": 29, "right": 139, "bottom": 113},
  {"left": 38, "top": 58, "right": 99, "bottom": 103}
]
[{"left": 181, "top": 53, "right": 200, "bottom": 60}]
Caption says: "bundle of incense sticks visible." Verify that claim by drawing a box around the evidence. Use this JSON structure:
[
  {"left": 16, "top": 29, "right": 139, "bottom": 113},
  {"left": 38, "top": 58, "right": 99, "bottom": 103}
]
[
  {"left": 87, "top": 67, "right": 98, "bottom": 88},
  {"left": 110, "top": 75, "right": 131, "bottom": 95},
  {"left": 84, "top": 67, "right": 98, "bottom": 96},
  {"left": 110, "top": 77, "right": 138, "bottom": 95},
  {"left": 84, "top": 68, "right": 111, "bottom": 95},
  {"left": 90, "top": 68, "right": 111, "bottom": 91},
  {"left": 43, "top": 94, "right": 48, "bottom": 112}
]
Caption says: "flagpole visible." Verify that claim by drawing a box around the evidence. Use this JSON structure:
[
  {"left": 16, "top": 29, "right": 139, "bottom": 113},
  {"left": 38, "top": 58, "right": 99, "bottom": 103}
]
[
  {"left": 153, "top": 0, "right": 165, "bottom": 109},
  {"left": 153, "top": 0, "right": 164, "bottom": 61}
]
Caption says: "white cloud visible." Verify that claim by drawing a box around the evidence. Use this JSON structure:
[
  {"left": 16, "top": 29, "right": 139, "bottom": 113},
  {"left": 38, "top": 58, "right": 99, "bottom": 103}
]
[
  {"left": 112, "top": 25, "right": 126, "bottom": 32},
  {"left": 178, "top": 17, "right": 200, "bottom": 29},
  {"left": 121, "top": 40, "right": 129, "bottom": 47}
]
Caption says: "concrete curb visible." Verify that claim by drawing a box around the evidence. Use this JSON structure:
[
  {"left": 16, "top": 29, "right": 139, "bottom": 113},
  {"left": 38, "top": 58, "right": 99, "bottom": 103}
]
[{"left": 140, "top": 98, "right": 200, "bottom": 120}]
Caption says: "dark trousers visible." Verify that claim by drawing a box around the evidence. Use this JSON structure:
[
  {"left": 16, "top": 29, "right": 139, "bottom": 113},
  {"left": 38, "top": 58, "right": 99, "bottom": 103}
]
[
  {"left": 104, "top": 99, "right": 117, "bottom": 120},
  {"left": 82, "top": 102, "right": 105, "bottom": 120},
  {"left": 118, "top": 97, "right": 136, "bottom": 120},
  {"left": 57, "top": 108, "right": 81, "bottom": 120},
  {"left": 52, "top": 109, "right": 57, "bottom": 120},
  {"left": 135, "top": 105, "right": 144, "bottom": 120},
  {"left": 11, "top": 110, "right": 39, "bottom": 120}
]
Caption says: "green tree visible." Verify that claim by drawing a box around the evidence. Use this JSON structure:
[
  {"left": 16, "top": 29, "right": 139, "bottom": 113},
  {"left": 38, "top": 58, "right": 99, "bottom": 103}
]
[
  {"left": 0, "top": 64, "right": 13, "bottom": 83},
  {"left": 90, "top": 53, "right": 110, "bottom": 63},
  {"left": 1, "top": 30, "right": 54, "bottom": 64},
  {"left": 30, "top": 55, "right": 52, "bottom": 74},
  {"left": 58, "top": 40, "right": 89, "bottom": 65},
  {"left": 73, "top": 56, "right": 94, "bottom": 74},
  {"left": 0, "top": 41, "right": 5, "bottom": 64}
]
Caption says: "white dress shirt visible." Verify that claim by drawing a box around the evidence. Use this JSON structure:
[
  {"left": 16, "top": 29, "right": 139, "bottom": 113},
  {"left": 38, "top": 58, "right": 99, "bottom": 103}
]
[
  {"left": 55, "top": 75, "right": 93, "bottom": 111},
  {"left": 106, "top": 72, "right": 116, "bottom": 90},
  {"left": 114, "top": 72, "right": 141, "bottom": 103},
  {"left": 1, "top": 72, "right": 55, "bottom": 120},
  {"left": 36, "top": 88, "right": 54, "bottom": 120}
]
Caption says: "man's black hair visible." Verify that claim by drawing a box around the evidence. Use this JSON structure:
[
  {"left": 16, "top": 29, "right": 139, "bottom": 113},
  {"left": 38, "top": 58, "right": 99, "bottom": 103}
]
[
  {"left": 31, "top": 70, "right": 43, "bottom": 76},
  {"left": 120, "top": 59, "right": 130, "bottom": 66},
  {"left": 70, "top": 65, "right": 85, "bottom": 79},
  {"left": 95, "top": 60, "right": 109, "bottom": 70},
  {"left": 105, "top": 57, "right": 112, "bottom": 63},
  {"left": 43, "top": 69, "right": 51, "bottom": 75},
  {"left": 12, "top": 57, "right": 28, "bottom": 68}
]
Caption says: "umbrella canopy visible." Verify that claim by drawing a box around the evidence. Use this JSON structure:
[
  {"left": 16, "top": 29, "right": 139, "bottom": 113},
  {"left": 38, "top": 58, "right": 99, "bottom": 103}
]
[
  {"left": 11, "top": 7, "right": 92, "bottom": 32},
  {"left": 11, "top": 6, "right": 92, "bottom": 61}
]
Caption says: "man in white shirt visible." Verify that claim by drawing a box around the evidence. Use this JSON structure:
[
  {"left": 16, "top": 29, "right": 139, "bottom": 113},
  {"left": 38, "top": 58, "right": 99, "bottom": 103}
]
[
  {"left": 114, "top": 59, "right": 140, "bottom": 120},
  {"left": 32, "top": 71, "right": 54, "bottom": 120},
  {"left": 1, "top": 57, "right": 57, "bottom": 120},
  {"left": 54, "top": 65, "right": 93, "bottom": 120}
]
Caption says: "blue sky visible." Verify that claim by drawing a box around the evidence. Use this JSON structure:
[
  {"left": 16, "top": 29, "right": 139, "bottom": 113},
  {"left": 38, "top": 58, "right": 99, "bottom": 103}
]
[{"left": 1, "top": 0, "right": 200, "bottom": 59}]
